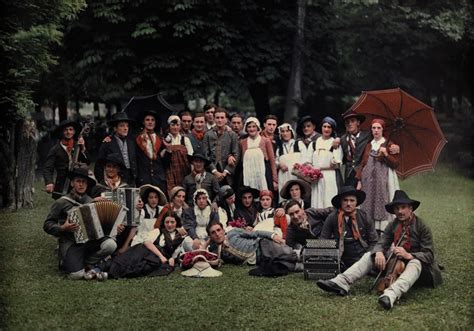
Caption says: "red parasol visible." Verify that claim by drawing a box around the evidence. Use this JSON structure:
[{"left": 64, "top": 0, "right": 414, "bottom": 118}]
[{"left": 347, "top": 87, "right": 447, "bottom": 179}]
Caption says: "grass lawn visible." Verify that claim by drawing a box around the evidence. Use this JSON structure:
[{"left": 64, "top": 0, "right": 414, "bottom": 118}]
[{"left": 0, "top": 165, "right": 472, "bottom": 330}]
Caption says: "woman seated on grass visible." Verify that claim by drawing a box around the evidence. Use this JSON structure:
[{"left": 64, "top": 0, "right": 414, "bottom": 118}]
[{"left": 89, "top": 213, "right": 184, "bottom": 280}]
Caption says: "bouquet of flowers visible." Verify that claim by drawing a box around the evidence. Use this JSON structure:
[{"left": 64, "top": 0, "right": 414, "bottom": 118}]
[
  {"left": 292, "top": 163, "right": 323, "bottom": 183},
  {"left": 228, "top": 217, "right": 247, "bottom": 229}
]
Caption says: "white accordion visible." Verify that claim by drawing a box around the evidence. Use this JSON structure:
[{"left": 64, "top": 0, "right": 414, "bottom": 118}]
[
  {"left": 101, "top": 187, "right": 141, "bottom": 226},
  {"left": 67, "top": 201, "right": 127, "bottom": 244}
]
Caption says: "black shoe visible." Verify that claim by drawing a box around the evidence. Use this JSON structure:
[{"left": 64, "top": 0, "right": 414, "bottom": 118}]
[
  {"left": 316, "top": 279, "right": 348, "bottom": 296},
  {"left": 378, "top": 296, "right": 392, "bottom": 310}
]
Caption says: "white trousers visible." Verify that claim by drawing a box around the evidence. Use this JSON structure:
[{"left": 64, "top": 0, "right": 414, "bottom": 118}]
[{"left": 331, "top": 252, "right": 422, "bottom": 306}]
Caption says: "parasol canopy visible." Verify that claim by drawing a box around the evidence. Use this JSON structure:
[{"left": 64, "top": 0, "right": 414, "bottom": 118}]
[{"left": 347, "top": 87, "right": 447, "bottom": 179}]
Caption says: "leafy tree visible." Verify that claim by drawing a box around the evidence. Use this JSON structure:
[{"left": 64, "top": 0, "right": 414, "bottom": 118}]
[{"left": 0, "top": 0, "right": 85, "bottom": 209}]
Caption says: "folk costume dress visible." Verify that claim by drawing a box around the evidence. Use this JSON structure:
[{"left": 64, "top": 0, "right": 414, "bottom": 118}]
[
  {"left": 356, "top": 137, "right": 400, "bottom": 232},
  {"left": 241, "top": 135, "right": 277, "bottom": 191},
  {"left": 276, "top": 139, "right": 305, "bottom": 203},
  {"left": 310, "top": 137, "right": 343, "bottom": 208},
  {"left": 162, "top": 134, "right": 193, "bottom": 191}
]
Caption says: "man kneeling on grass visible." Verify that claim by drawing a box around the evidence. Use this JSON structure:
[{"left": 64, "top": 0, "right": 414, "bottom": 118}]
[
  {"left": 43, "top": 167, "right": 117, "bottom": 280},
  {"left": 316, "top": 190, "right": 442, "bottom": 310}
]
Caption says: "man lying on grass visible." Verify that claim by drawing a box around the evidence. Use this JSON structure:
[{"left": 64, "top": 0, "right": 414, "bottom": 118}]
[
  {"left": 316, "top": 190, "right": 442, "bottom": 310},
  {"left": 43, "top": 167, "right": 117, "bottom": 280}
]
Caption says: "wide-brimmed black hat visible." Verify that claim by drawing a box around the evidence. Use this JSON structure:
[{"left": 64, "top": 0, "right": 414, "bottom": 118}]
[
  {"left": 280, "top": 179, "right": 311, "bottom": 200},
  {"left": 188, "top": 153, "right": 210, "bottom": 165},
  {"left": 67, "top": 167, "right": 96, "bottom": 188},
  {"left": 385, "top": 190, "right": 420, "bottom": 214},
  {"left": 139, "top": 184, "right": 168, "bottom": 206},
  {"left": 107, "top": 112, "right": 135, "bottom": 126},
  {"left": 342, "top": 110, "right": 365, "bottom": 123},
  {"left": 331, "top": 186, "right": 366, "bottom": 209},
  {"left": 100, "top": 153, "right": 126, "bottom": 169},
  {"left": 54, "top": 119, "right": 82, "bottom": 138},
  {"left": 237, "top": 186, "right": 260, "bottom": 199},
  {"left": 296, "top": 115, "right": 318, "bottom": 137},
  {"left": 139, "top": 110, "right": 160, "bottom": 128}
]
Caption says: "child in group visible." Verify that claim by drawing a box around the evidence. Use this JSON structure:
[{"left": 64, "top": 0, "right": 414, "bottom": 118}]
[{"left": 254, "top": 190, "right": 287, "bottom": 238}]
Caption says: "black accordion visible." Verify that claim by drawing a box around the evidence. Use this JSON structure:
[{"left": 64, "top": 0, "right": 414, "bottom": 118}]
[{"left": 303, "top": 239, "right": 340, "bottom": 280}]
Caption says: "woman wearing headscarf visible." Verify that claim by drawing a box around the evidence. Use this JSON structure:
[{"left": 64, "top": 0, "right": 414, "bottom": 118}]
[
  {"left": 275, "top": 123, "right": 306, "bottom": 203},
  {"left": 356, "top": 118, "right": 400, "bottom": 232},
  {"left": 182, "top": 189, "right": 220, "bottom": 251},
  {"left": 240, "top": 117, "right": 278, "bottom": 192},
  {"left": 310, "top": 116, "right": 343, "bottom": 208}
]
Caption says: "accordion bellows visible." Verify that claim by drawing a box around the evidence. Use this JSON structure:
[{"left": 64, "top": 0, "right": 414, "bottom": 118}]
[{"left": 68, "top": 201, "right": 127, "bottom": 244}]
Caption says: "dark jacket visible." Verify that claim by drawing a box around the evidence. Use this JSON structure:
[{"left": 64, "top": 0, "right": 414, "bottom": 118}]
[
  {"left": 95, "top": 135, "right": 137, "bottom": 185},
  {"left": 135, "top": 137, "right": 166, "bottom": 188},
  {"left": 372, "top": 216, "right": 443, "bottom": 288},
  {"left": 43, "top": 142, "right": 89, "bottom": 199},
  {"left": 286, "top": 207, "right": 334, "bottom": 249},
  {"left": 182, "top": 172, "right": 220, "bottom": 206},
  {"left": 43, "top": 193, "right": 93, "bottom": 258},
  {"left": 340, "top": 130, "right": 371, "bottom": 181},
  {"left": 321, "top": 209, "right": 378, "bottom": 255},
  {"left": 182, "top": 207, "right": 219, "bottom": 240},
  {"left": 203, "top": 128, "right": 240, "bottom": 178}
]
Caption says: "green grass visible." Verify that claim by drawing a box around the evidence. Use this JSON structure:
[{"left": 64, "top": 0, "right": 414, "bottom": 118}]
[{"left": 0, "top": 165, "right": 472, "bottom": 330}]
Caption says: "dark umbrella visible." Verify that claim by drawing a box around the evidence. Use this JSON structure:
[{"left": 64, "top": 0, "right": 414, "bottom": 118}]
[
  {"left": 122, "top": 93, "right": 175, "bottom": 131},
  {"left": 347, "top": 87, "right": 447, "bottom": 179}
]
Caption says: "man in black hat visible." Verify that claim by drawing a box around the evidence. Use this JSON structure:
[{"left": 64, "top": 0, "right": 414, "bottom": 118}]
[
  {"left": 95, "top": 112, "right": 137, "bottom": 185},
  {"left": 320, "top": 186, "right": 378, "bottom": 270},
  {"left": 317, "top": 190, "right": 442, "bottom": 310},
  {"left": 134, "top": 110, "right": 167, "bottom": 193},
  {"left": 339, "top": 110, "right": 399, "bottom": 187},
  {"left": 182, "top": 153, "right": 220, "bottom": 206},
  {"left": 90, "top": 153, "right": 130, "bottom": 198},
  {"left": 43, "top": 167, "right": 117, "bottom": 280},
  {"left": 43, "top": 120, "right": 89, "bottom": 199}
]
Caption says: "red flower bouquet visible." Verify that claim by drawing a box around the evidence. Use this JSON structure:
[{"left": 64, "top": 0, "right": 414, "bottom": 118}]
[
  {"left": 228, "top": 217, "right": 246, "bottom": 229},
  {"left": 292, "top": 163, "right": 323, "bottom": 183}
]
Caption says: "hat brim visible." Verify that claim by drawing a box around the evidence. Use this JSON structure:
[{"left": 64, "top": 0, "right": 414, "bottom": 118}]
[
  {"left": 139, "top": 184, "right": 168, "bottom": 206},
  {"left": 331, "top": 189, "right": 366, "bottom": 209},
  {"left": 188, "top": 155, "right": 210, "bottom": 166},
  {"left": 54, "top": 121, "right": 82, "bottom": 138},
  {"left": 343, "top": 113, "right": 366, "bottom": 124},
  {"left": 67, "top": 171, "right": 96, "bottom": 189},
  {"left": 238, "top": 187, "right": 260, "bottom": 199},
  {"left": 296, "top": 117, "right": 318, "bottom": 136},
  {"left": 181, "top": 261, "right": 222, "bottom": 278},
  {"left": 385, "top": 199, "right": 420, "bottom": 214},
  {"left": 280, "top": 179, "right": 311, "bottom": 200}
]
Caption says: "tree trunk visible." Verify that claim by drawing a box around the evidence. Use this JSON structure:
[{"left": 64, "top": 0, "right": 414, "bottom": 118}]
[
  {"left": 284, "top": 0, "right": 306, "bottom": 123},
  {"left": 248, "top": 82, "right": 271, "bottom": 120},
  {"left": 58, "top": 95, "right": 68, "bottom": 122},
  {"left": 12, "top": 119, "right": 38, "bottom": 209}
]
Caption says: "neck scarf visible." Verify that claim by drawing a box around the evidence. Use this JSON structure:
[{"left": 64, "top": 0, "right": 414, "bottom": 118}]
[
  {"left": 393, "top": 214, "right": 414, "bottom": 250},
  {"left": 60, "top": 139, "right": 74, "bottom": 153},
  {"left": 192, "top": 128, "right": 205, "bottom": 141},
  {"left": 136, "top": 131, "right": 161, "bottom": 160},
  {"left": 337, "top": 209, "right": 360, "bottom": 240}
]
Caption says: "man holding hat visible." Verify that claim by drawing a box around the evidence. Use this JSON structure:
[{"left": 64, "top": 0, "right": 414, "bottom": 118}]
[
  {"left": 95, "top": 112, "right": 137, "bottom": 185},
  {"left": 320, "top": 186, "right": 378, "bottom": 270},
  {"left": 135, "top": 110, "right": 167, "bottom": 193},
  {"left": 317, "top": 190, "right": 442, "bottom": 310},
  {"left": 43, "top": 119, "right": 89, "bottom": 199},
  {"left": 183, "top": 153, "right": 220, "bottom": 206},
  {"left": 43, "top": 167, "right": 117, "bottom": 280},
  {"left": 339, "top": 110, "right": 399, "bottom": 187}
]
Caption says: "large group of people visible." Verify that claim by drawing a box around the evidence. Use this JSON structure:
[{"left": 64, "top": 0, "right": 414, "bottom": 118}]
[{"left": 42, "top": 104, "right": 442, "bottom": 310}]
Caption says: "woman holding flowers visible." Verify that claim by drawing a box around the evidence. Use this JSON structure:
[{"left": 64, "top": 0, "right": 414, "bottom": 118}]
[
  {"left": 275, "top": 123, "right": 306, "bottom": 203},
  {"left": 310, "top": 117, "right": 343, "bottom": 208}
]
